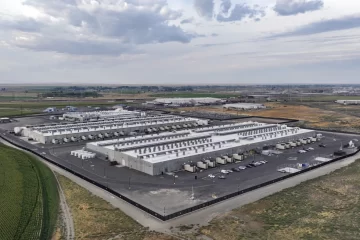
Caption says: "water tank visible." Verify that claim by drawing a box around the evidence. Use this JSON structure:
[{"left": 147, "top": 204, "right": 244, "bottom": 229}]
[
  {"left": 51, "top": 139, "right": 59, "bottom": 144},
  {"left": 120, "top": 131, "right": 125, "bottom": 136},
  {"left": 71, "top": 136, "right": 77, "bottom": 142},
  {"left": 81, "top": 136, "right": 87, "bottom": 141},
  {"left": 98, "top": 133, "right": 104, "bottom": 138},
  {"left": 63, "top": 137, "right": 70, "bottom": 143},
  {"left": 88, "top": 135, "right": 94, "bottom": 140},
  {"left": 104, "top": 133, "right": 111, "bottom": 138},
  {"left": 114, "top": 132, "right": 120, "bottom": 137}
]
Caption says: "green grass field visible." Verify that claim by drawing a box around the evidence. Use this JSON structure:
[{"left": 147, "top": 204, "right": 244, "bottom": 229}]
[
  {"left": 150, "top": 92, "right": 239, "bottom": 99},
  {"left": 0, "top": 101, "right": 120, "bottom": 117},
  {"left": 0, "top": 144, "right": 59, "bottom": 240}
]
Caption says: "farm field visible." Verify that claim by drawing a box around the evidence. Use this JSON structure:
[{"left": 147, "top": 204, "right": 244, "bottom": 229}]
[
  {"left": 57, "top": 175, "right": 175, "bottom": 240},
  {"left": 0, "top": 101, "right": 122, "bottom": 117},
  {"left": 184, "top": 158, "right": 360, "bottom": 240},
  {"left": 0, "top": 144, "right": 59, "bottom": 240},
  {"left": 294, "top": 95, "right": 360, "bottom": 102},
  {"left": 150, "top": 92, "right": 239, "bottom": 99},
  {"left": 179, "top": 103, "right": 360, "bottom": 132}
]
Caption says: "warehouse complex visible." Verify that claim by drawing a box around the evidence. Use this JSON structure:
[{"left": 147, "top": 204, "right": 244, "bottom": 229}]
[
  {"left": 335, "top": 100, "right": 360, "bottom": 105},
  {"left": 149, "top": 97, "right": 225, "bottom": 106},
  {"left": 87, "top": 121, "right": 315, "bottom": 175},
  {"left": 16, "top": 115, "right": 208, "bottom": 144},
  {"left": 63, "top": 108, "right": 143, "bottom": 121},
  {"left": 223, "top": 103, "right": 266, "bottom": 110}
]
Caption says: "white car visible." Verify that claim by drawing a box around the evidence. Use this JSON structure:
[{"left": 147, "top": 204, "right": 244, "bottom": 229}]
[
  {"left": 253, "top": 162, "right": 262, "bottom": 166},
  {"left": 208, "top": 174, "right": 215, "bottom": 178},
  {"left": 221, "top": 170, "right": 230, "bottom": 174},
  {"left": 259, "top": 160, "right": 267, "bottom": 164},
  {"left": 307, "top": 147, "right": 314, "bottom": 151},
  {"left": 298, "top": 150, "right": 307, "bottom": 154},
  {"left": 238, "top": 166, "right": 247, "bottom": 170}
]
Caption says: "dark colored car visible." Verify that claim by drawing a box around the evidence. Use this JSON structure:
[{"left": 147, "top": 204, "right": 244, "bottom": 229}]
[
  {"left": 232, "top": 168, "right": 241, "bottom": 172},
  {"left": 319, "top": 144, "right": 326, "bottom": 148},
  {"left": 246, "top": 164, "right": 254, "bottom": 168}
]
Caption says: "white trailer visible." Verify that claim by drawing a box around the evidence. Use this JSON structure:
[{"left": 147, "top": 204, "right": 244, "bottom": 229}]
[
  {"left": 276, "top": 143, "right": 286, "bottom": 150},
  {"left": 233, "top": 153, "right": 244, "bottom": 161},
  {"left": 197, "top": 161, "right": 208, "bottom": 169},
  {"left": 205, "top": 159, "right": 216, "bottom": 168},
  {"left": 216, "top": 157, "right": 227, "bottom": 165},
  {"left": 184, "top": 164, "right": 197, "bottom": 173},
  {"left": 224, "top": 155, "right": 234, "bottom": 163}
]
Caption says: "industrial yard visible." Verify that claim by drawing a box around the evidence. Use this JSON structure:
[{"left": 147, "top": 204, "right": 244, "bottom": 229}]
[{"left": 0, "top": 104, "right": 358, "bottom": 219}]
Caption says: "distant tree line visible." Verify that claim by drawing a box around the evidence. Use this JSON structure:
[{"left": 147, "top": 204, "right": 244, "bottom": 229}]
[{"left": 42, "top": 91, "right": 102, "bottom": 98}]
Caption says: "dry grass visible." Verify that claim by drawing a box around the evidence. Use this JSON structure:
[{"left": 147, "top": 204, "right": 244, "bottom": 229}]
[
  {"left": 178, "top": 103, "right": 360, "bottom": 130},
  {"left": 196, "top": 159, "right": 360, "bottom": 240},
  {"left": 57, "top": 175, "right": 175, "bottom": 240}
]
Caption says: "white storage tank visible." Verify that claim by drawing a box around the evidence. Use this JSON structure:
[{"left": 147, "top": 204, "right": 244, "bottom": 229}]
[
  {"left": 104, "top": 132, "right": 111, "bottom": 138},
  {"left": 224, "top": 155, "right": 233, "bottom": 163},
  {"left": 63, "top": 137, "right": 70, "bottom": 143},
  {"left": 120, "top": 131, "right": 125, "bottom": 136},
  {"left": 114, "top": 132, "right": 120, "bottom": 137},
  {"left": 98, "top": 133, "right": 104, "bottom": 138},
  {"left": 81, "top": 136, "right": 87, "bottom": 141},
  {"left": 289, "top": 142, "right": 297, "bottom": 147},
  {"left": 88, "top": 134, "right": 95, "bottom": 140},
  {"left": 51, "top": 139, "right": 59, "bottom": 144},
  {"left": 71, "top": 136, "right": 77, "bottom": 142}
]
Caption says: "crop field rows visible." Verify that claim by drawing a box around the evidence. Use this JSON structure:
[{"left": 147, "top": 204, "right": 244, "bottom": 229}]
[{"left": 0, "top": 144, "right": 59, "bottom": 240}]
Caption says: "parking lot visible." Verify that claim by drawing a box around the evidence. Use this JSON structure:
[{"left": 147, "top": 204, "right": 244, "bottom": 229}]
[{"left": 0, "top": 115, "right": 359, "bottom": 216}]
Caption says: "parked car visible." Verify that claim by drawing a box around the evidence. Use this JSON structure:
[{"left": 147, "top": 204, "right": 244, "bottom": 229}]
[
  {"left": 232, "top": 168, "right": 241, "bottom": 172},
  {"left": 298, "top": 150, "right": 307, "bottom": 154},
  {"left": 218, "top": 175, "right": 226, "bottom": 179},
  {"left": 319, "top": 144, "right": 326, "bottom": 148},
  {"left": 238, "top": 166, "right": 247, "bottom": 170},
  {"left": 246, "top": 164, "right": 254, "bottom": 168},
  {"left": 221, "top": 170, "right": 230, "bottom": 174},
  {"left": 307, "top": 147, "right": 315, "bottom": 151},
  {"left": 208, "top": 174, "right": 215, "bottom": 178}
]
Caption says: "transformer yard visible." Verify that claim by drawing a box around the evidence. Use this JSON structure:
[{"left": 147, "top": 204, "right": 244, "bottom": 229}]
[{"left": 0, "top": 108, "right": 358, "bottom": 218}]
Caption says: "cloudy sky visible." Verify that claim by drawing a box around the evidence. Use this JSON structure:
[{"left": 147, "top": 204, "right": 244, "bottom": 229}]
[{"left": 0, "top": 0, "right": 360, "bottom": 85}]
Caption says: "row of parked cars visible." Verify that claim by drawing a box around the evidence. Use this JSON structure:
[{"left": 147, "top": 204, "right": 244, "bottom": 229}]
[{"left": 208, "top": 160, "right": 268, "bottom": 179}]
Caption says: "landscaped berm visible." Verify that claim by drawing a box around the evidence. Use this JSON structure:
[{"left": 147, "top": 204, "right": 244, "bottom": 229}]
[{"left": 0, "top": 144, "right": 59, "bottom": 240}]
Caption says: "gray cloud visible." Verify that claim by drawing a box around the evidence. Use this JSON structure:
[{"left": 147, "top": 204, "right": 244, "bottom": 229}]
[
  {"left": 194, "top": 0, "right": 215, "bottom": 19},
  {"left": 274, "top": 0, "right": 324, "bottom": 16},
  {"left": 14, "top": 37, "right": 138, "bottom": 56},
  {"left": 220, "top": 0, "right": 232, "bottom": 15},
  {"left": 194, "top": 0, "right": 266, "bottom": 22},
  {"left": 181, "top": 17, "right": 195, "bottom": 24},
  {"left": 269, "top": 15, "right": 360, "bottom": 38},
  {"left": 1, "top": 0, "right": 197, "bottom": 56},
  {"left": 0, "top": 18, "right": 44, "bottom": 32},
  {"left": 217, "top": 3, "right": 266, "bottom": 22}
]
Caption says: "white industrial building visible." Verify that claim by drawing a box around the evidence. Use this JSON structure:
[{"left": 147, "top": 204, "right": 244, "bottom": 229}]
[
  {"left": 150, "top": 97, "right": 225, "bottom": 106},
  {"left": 63, "top": 108, "right": 143, "bottom": 122},
  {"left": 223, "top": 103, "right": 266, "bottom": 110},
  {"left": 335, "top": 100, "right": 360, "bottom": 105},
  {"left": 15, "top": 115, "right": 208, "bottom": 144},
  {"left": 87, "top": 121, "right": 315, "bottom": 176}
]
